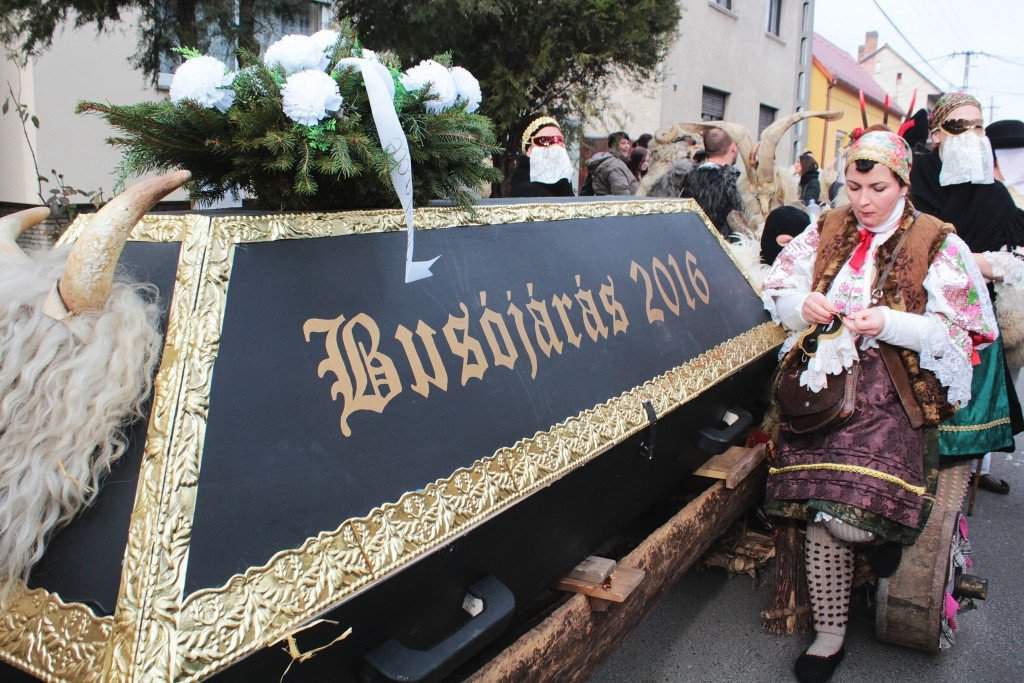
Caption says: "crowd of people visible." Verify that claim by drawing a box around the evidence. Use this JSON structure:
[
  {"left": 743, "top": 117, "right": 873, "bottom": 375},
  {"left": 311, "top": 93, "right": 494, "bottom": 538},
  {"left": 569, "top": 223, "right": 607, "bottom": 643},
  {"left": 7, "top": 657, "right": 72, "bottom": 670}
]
[{"left": 511, "top": 96, "right": 1023, "bottom": 683}]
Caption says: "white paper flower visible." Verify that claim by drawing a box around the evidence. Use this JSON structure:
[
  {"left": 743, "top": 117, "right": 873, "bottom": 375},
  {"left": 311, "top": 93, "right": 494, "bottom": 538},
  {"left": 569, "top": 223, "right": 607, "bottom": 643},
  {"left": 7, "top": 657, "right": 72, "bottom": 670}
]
[
  {"left": 400, "top": 59, "right": 458, "bottom": 113},
  {"left": 450, "top": 66, "right": 481, "bottom": 113},
  {"left": 311, "top": 29, "right": 340, "bottom": 55},
  {"left": 264, "top": 34, "right": 329, "bottom": 75},
  {"left": 281, "top": 70, "right": 343, "bottom": 126},
  {"left": 169, "top": 56, "right": 235, "bottom": 112}
]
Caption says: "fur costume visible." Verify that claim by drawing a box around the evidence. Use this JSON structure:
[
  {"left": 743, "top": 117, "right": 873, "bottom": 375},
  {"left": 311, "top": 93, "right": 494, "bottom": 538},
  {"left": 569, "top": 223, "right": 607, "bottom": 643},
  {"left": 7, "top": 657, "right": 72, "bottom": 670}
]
[
  {"left": 682, "top": 163, "right": 745, "bottom": 236},
  {"left": 0, "top": 248, "right": 162, "bottom": 598},
  {"left": 0, "top": 171, "right": 188, "bottom": 600}
]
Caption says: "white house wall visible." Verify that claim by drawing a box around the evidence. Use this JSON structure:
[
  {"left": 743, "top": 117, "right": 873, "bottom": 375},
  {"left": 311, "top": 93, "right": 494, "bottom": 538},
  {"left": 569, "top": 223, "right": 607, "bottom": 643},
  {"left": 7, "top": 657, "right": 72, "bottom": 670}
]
[
  {"left": 588, "top": 0, "right": 813, "bottom": 160},
  {"left": 2, "top": 10, "right": 185, "bottom": 205}
]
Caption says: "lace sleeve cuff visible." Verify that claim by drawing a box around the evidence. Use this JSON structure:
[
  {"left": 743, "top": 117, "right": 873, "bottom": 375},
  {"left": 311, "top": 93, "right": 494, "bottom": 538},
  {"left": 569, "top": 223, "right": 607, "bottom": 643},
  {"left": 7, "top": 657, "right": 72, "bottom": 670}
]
[{"left": 919, "top": 320, "right": 974, "bottom": 407}]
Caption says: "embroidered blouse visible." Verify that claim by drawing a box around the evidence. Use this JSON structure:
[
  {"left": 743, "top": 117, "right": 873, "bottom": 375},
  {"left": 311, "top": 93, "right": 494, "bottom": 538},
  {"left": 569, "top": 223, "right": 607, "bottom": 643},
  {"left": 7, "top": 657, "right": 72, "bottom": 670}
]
[{"left": 762, "top": 202, "right": 997, "bottom": 406}]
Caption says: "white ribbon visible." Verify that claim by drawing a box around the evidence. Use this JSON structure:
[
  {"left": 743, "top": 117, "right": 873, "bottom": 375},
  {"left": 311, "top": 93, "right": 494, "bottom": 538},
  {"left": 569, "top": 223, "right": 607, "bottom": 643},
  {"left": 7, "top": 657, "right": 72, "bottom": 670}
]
[{"left": 336, "top": 58, "right": 440, "bottom": 283}]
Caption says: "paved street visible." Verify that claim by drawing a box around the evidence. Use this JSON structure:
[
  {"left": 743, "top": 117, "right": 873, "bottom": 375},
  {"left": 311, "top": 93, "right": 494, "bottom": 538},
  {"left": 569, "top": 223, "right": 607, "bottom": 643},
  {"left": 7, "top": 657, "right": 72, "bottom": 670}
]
[{"left": 592, "top": 383, "right": 1024, "bottom": 683}]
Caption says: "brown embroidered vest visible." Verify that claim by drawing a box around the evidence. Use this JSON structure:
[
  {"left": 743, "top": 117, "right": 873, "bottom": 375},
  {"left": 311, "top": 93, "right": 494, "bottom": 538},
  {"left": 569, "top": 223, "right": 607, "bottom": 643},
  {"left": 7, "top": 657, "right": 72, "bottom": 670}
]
[{"left": 791, "top": 202, "right": 955, "bottom": 426}]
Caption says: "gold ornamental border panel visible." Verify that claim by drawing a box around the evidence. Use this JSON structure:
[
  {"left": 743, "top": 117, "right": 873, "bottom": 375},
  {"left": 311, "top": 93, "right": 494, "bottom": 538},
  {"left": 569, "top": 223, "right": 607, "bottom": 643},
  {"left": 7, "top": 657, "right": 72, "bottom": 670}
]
[{"left": 2, "top": 200, "right": 781, "bottom": 683}]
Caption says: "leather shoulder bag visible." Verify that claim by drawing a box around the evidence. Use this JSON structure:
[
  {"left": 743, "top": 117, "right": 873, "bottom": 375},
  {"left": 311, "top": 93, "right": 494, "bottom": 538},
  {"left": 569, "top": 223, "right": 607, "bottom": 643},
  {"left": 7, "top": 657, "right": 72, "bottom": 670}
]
[{"left": 777, "top": 214, "right": 918, "bottom": 434}]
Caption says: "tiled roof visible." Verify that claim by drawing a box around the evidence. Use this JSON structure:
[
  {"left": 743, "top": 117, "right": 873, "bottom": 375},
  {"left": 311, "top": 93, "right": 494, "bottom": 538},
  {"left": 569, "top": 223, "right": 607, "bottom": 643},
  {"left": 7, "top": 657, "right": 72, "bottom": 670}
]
[{"left": 813, "top": 33, "right": 903, "bottom": 115}]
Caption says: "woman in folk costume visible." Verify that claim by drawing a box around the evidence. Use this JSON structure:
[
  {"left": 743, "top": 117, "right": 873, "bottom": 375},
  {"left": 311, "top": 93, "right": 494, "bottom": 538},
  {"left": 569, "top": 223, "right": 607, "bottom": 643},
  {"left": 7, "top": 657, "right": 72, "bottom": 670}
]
[
  {"left": 761, "top": 131, "right": 997, "bottom": 683},
  {"left": 909, "top": 93, "right": 1024, "bottom": 494}
]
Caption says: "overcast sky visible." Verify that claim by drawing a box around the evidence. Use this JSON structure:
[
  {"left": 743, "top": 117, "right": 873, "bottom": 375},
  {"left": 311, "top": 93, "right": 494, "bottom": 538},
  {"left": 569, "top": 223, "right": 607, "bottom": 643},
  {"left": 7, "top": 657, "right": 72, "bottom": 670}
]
[{"left": 813, "top": 0, "right": 1024, "bottom": 122}]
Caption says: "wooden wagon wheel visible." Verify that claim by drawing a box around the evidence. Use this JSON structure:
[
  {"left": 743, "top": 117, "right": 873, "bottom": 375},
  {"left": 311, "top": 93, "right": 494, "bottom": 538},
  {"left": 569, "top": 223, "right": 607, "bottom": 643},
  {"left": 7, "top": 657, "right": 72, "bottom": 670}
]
[{"left": 875, "top": 461, "right": 985, "bottom": 652}]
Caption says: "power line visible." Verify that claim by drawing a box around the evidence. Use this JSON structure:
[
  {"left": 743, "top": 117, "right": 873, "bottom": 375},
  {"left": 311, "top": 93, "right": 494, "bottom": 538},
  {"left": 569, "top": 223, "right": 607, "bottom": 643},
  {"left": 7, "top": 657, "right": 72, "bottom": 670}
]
[{"left": 871, "top": 0, "right": 956, "bottom": 88}]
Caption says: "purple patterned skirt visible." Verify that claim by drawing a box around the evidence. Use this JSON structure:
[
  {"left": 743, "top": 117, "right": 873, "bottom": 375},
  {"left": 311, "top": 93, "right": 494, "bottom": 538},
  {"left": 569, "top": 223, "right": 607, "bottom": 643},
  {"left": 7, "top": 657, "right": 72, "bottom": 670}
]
[{"left": 767, "top": 348, "right": 929, "bottom": 530}]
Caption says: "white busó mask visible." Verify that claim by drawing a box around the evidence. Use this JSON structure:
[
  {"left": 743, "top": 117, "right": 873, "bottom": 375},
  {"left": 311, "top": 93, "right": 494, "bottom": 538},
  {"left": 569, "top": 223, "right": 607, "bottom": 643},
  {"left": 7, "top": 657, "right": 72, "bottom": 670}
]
[
  {"left": 939, "top": 132, "right": 995, "bottom": 186},
  {"left": 529, "top": 144, "right": 575, "bottom": 185}
]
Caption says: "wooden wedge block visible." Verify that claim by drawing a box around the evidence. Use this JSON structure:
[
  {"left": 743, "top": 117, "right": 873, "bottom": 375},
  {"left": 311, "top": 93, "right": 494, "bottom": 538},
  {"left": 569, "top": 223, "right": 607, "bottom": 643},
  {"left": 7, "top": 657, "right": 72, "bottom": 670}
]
[
  {"left": 566, "top": 556, "right": 616, "bottom": 584},
  {"left": 693, "top": 443, "right": 766, "bottom": 489},
  {"left": 556, "top": 567, "right": 646, "bottom": 603}
]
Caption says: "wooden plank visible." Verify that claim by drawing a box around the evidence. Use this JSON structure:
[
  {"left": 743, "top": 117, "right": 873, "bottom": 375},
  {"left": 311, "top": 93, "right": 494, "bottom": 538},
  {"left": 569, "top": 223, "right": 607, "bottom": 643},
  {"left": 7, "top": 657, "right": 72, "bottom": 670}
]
[
  {"left": 693, "top": 444, "right": 766, "bottom": 489},
  {"left": 466, "top": 466, "right": 765, "bottom": 683},
  {"left": 556, "top": 567, "right": 646, "bottom": 603},
  {"left": 565, "top": 556, "right": 616, "bottom": 584}
]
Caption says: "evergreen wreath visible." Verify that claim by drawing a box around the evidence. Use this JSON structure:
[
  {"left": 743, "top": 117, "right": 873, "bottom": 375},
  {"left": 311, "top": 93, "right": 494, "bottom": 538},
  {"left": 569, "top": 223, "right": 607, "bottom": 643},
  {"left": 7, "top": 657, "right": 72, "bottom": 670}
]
[{"left": 78, "top": 23, "right": 500, "bottom": 211}]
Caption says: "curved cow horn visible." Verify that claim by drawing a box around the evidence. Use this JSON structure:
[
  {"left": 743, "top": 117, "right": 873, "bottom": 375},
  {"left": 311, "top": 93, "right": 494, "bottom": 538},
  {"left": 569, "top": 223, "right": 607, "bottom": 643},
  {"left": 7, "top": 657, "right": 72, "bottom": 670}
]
[
  {"left": 756, "top": 110, "right": 842, "bottom": 186},
  {"left": 0, "top": 206, "right": 50, "bottom": 261},
  {"left": 59, "top": 170, "right": 191, "bottom": 314},
  {"left": 665, "top": 121, "right": 756, "bottom": 183}
]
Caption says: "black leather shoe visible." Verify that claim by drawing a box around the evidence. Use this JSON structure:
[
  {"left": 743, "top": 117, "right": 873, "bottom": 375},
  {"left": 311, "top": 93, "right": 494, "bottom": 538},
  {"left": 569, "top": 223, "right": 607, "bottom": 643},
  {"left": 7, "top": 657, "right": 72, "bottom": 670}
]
[
  {"left": 866, "top": 542, "right": 903, "bottom": 578},
  {"left": 794, "top": 647, "right": 845, "bottom": 683}
]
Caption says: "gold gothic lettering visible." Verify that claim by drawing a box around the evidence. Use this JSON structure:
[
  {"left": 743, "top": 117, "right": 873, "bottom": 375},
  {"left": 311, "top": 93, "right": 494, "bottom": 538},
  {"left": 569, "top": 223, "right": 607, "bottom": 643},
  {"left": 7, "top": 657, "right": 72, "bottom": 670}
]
[
  {"left": 395, "top": 320, "right": 449, "bottom": 398},
  {"left": 574, "top": 274, "right": 609, "bottom": 342},
  {"left": 303, "top": 314, "right": 402, "bottom": 437},
  {"left": 479, "top": 291, "right": 519, "bottom": 370},
  {"left": 598, "top": 276, "right": 630, "bottom": 336},
  {"left": 526, "top": 283, "right": 564, "bottom": 357},
  {"left": 443, "top": 302, "right": 489, "bottom": 385},
  {"left": 550, "top": 293, "right": 583, "bottom": 349},
  {"left": 507, "top": 291, "right": 539, "bottom": 379},
  {"left": 304, "top": 249, "right": 716, "bottom": 437}
]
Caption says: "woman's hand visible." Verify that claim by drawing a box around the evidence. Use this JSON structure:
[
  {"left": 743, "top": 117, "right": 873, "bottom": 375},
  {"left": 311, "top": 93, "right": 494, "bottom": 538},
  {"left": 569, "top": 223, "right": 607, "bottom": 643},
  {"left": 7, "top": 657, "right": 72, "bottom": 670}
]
[
  {"left": 844, "top": 307, "right": 886, "bottom": 337},
  {"left": 801, "top": 292, "right": 836, "bottom": 324}
]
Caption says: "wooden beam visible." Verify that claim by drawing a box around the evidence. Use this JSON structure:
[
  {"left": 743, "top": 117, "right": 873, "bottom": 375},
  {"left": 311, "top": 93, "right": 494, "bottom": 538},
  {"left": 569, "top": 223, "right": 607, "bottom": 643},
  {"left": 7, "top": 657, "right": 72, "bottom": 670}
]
[{"left": 466, "top": 468, "right": 765, "bottom": 683}]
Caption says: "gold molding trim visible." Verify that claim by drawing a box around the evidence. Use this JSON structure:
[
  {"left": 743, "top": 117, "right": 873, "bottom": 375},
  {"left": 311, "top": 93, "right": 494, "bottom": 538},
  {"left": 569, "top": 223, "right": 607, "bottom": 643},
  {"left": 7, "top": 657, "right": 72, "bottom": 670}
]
[
  {"left": 0, "top": 586, "right": 113, "bottom": 683},
  {"left": 58, "top": 213, "right": 196, "bottom": 246},
  {"left": 103, "top": 215, "right": 214, "bottom": 683}
]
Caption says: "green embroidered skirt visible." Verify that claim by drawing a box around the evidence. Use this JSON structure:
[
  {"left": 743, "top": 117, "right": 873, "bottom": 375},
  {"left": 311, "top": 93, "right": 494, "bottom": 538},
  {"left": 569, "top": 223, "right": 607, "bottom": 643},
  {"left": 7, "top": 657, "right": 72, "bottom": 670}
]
[{"left": 938, "top": 338, "right": 1015, "bottom": 456}]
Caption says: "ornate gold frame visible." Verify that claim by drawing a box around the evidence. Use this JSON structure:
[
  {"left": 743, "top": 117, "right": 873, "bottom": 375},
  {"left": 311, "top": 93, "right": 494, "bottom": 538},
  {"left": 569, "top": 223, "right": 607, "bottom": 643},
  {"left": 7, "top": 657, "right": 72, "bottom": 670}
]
[{"left": 1, "top": 200, "right": 782, "bottom": 682}]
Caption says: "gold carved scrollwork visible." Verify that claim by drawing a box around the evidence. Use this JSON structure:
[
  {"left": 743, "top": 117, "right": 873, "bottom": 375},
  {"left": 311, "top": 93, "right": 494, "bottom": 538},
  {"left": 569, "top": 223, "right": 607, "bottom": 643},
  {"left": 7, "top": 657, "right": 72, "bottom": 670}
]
[
  {"left": 0, "top": 587, "right": 113, "bottom": 683},
  {"left": 1, "top": 200, "right": 781, "bottom": 683}
]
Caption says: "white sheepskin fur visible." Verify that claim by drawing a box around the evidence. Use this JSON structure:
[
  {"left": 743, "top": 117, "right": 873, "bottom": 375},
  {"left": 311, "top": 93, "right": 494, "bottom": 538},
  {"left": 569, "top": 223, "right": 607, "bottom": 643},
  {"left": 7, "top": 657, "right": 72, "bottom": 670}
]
[
  {"left": 997, "top": 283, "right": 1024, "bottom": 371},
  {"left": 0, "top": 247, "right": 162, "bottom": 601},
  {"left": 726, "top": 232, "right": 770, "bottom": 291}
]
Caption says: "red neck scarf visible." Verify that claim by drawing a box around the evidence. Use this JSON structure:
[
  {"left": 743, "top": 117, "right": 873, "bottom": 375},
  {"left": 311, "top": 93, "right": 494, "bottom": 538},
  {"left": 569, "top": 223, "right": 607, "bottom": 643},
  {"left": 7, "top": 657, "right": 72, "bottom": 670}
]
[{"left": 848, "top": 228, "right": 874, "bottom": 273}]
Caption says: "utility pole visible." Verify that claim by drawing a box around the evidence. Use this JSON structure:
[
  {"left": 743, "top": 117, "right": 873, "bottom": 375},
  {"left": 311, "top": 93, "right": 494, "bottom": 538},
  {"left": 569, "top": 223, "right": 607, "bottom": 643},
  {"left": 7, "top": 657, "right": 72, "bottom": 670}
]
[
  {"left": 988, "top": 97, "right": 998, "bottom": 122},
  {"left": 961, "top": 50, "right": 973, "bottom": 90}
]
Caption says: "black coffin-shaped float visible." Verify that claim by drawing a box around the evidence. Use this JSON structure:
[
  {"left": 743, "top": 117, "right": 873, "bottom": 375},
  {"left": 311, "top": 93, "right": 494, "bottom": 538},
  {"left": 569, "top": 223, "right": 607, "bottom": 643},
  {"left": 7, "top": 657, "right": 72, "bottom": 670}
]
[{"left": 0, "top": 199, "right": 784, "bottom": 683}]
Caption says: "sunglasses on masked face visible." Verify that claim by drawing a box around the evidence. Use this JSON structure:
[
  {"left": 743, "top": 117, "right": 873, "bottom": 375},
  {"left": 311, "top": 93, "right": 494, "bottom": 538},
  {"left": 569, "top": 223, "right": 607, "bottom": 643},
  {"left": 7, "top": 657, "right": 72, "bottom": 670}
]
[
  {"left": 531, "top": 134, "right": 565, "bottom": 147},
  {"left": 796, "top": 314, "right": 845, "bottom": 358},
  {"left": 939, "top": 118, "right": 984, "bottom": 135}
]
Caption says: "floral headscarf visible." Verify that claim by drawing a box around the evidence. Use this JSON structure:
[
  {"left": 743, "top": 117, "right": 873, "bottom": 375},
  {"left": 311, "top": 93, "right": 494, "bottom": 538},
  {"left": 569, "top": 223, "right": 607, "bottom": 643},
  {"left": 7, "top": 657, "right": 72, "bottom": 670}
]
[{"left": 846, "top": 130, "right": 913, "bottom": 184}]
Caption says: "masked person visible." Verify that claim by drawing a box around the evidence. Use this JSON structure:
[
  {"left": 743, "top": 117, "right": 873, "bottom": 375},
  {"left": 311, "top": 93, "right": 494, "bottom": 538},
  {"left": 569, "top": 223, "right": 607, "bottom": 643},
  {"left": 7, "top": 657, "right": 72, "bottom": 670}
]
[
  {"left": 910, "top": 93, "right": 1024, "bottom": 494},
  {"left": 762, "top": 131, "right": 996, "bottom": 683},
  {"left": 681, "top": 127, "right": 745, "bottom": 237},
  {"left": 510, "top": 116, "right": 576, "bottom": 197}
]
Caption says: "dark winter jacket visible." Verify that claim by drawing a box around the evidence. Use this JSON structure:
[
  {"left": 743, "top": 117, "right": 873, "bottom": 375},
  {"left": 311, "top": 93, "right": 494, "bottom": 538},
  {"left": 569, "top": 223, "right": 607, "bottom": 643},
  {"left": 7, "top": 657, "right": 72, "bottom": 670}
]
[
  {"left": 799, "top": 169, "right": 821, "bottom": 205},
  {"left": 586, "top": 151, "right": 639, "bottom": 196}
]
